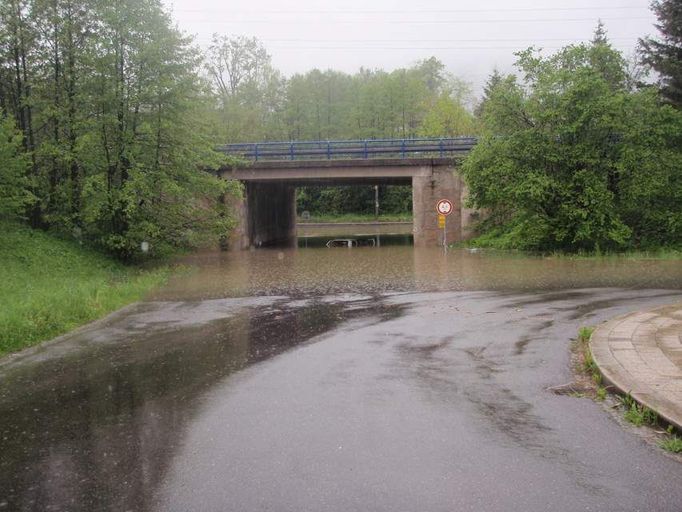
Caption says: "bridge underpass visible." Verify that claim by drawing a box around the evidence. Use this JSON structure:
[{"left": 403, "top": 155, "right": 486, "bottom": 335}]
[{"left": 218, "top": 138, "right": 478, "bottom": 249}]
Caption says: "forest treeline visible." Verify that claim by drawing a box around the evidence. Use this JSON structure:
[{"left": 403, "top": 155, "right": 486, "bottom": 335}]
[
  {"left": 205, "top": 35, "right": 476, "bottom": 142},
  {"left": 1, "top": 0, "right": 681, "bottom": 257},
  {"left": 0, "top": 0, "right": 476, "bottom": 256}
]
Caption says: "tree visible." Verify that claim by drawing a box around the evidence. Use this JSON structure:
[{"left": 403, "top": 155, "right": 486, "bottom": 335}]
[
  {"left": 419, "top": 93, "right": 478, "bottom": 137},
  {"left": 0, "top": 0, "right": 38, "bottom": 223},
  {"left": 474, "top": 68, "right": 502, "bottom": 118},
  {"left": 205, "top": 34, "right": 284, "bottom": 142},
  {"left": 77, "top": 0, "right": 237, "bottom": 259},
  {"left": 0, "top": 115, "right": 32, "bottom": 218},
  {"left": 0, "top": 0, "right": 241, "bottom": 260},
  {"left": 462, "top": 41, "right": 682, "bottom": 251},
  {"left": 639, "top": 0, "right": 682, "bottom": 108}
]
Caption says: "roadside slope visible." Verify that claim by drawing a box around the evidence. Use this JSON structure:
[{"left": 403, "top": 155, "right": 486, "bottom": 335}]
[{"left": 0, "top": 221, "right": 168, "bottom": 356}]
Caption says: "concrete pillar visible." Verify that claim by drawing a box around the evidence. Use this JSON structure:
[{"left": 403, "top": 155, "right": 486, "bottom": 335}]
[
  {"left": 245, "top": 182, "right": 297, "bottom": 248},
  {"left": 460, "top": 182, "right": 480, "bottom": 241},
  {"left": 223, "top": 190, "right": 249, "bottom": 250},
  {"left": 412, "top": 166, "right": 462, "bottom": 247}
]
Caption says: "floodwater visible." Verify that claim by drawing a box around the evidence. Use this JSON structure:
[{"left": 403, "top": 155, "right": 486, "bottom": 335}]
[
  {"left": 154, "top": 246, "right": 682, "bottom": 300},
  {"left": 2, "top": 244, "right": 682, "bottom": 511}
]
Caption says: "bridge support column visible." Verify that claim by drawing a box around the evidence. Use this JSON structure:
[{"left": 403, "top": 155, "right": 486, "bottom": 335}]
[
  {"left": 412, "top": 167, "right": 462, "bottom": 247},
  {"left": 245, "top": 182, "right": 297, "bottom": 248}
]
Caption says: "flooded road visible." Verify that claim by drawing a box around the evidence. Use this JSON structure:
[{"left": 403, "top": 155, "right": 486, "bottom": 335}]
[
  {"left": 2, "top": 247, "right": 682, "bottom": 511},
  {"left": 155, "top": 246, "right": 682, "bottom": 300}
]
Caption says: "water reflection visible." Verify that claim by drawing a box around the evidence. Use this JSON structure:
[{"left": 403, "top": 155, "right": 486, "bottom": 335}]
[
  {"left": 0, "top": 298, "right": 402, "bottom": 511},
  {"left": 154, "top": 247, "right": 682, "bottom": 301}
]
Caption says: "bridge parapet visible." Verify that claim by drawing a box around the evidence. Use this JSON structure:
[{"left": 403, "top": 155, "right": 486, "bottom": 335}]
[{"left": 218, "top": 137, "right": 477, "bottom": 162}]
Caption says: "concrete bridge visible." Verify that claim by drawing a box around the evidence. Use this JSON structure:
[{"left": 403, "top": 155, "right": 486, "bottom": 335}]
[{"left": 218, "top": 138, "right": 478, "bottom": 249}]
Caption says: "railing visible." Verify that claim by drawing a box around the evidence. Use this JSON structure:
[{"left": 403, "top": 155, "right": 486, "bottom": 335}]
[{"left": 217, "top": 137, "right": 477, "bottom": 161}]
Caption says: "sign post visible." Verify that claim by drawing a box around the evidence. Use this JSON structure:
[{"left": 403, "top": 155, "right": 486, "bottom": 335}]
[{"left": 436, "top": 199, "right": 453, "bottom": 249}]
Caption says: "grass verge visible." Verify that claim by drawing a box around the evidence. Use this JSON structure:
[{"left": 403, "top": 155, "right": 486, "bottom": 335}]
[
  {"left": 0, "top": 221, "right": 170, "bottom": 357},
  {"left": 298, "top": 213, "right": 412, "bottom": 224},
  {"left": 660, "top": 435, "right": 682, "bottom": 453}
]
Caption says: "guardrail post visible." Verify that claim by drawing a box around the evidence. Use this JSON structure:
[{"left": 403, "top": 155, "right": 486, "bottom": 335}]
[
  {"left": 439, "top": 138, "right": 444, "bottom": 157},
  {"left": 363, "top": 140, "right": 368, "bottom": 159},
  {"left": 401, "top": 139, "right": 406, "bottom": 158},
  {"left": 254, "top": 143, "right": 259, "bottom": 161},
  {"left": 290, "top": 143, "right": 294, "bottom": 160},
  {"left": 327, "top": 141, "right": 331, "bottom": 160}
]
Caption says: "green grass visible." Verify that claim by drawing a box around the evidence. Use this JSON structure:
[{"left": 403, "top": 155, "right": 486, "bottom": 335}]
[
  {"left": 578, "top": 326, "right": 595, "bottom": 344},
  {"left": 297, "top": 213, "right": 413, "bottom": 223},
  {"left": 619, "top": 393, "right": 659, "bottom": 426},
  {"left": 659, "top": 436, "right": 682, "bottom": 453},
  {"left": 0, "top": 221, "right": 170, "bottom": 356},
  {"left": 577, "top": 326, "right": 601, "bottom": 384}
]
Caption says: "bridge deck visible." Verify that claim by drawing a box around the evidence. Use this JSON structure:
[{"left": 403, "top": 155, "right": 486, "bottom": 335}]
[
  {"left": 218, "top": 137, "right": 476, "bottom": 162},
  {"left": 220, "top": 158, "right": 456, "bottom": 183}
]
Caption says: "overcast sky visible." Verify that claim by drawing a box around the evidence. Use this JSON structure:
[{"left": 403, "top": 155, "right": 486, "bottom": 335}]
[{"left": 160, "top": 0, "right": 658, "bottom": 96}]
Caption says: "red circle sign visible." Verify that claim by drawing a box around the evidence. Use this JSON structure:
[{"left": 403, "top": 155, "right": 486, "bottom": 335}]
[{"left": 436, "top": 199, "right": 453, "bottom": 216}]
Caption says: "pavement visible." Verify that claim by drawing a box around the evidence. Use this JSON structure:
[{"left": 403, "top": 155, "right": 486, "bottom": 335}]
[
  {"left": 591, "top": 303, "right": 682, "bottom": 429},
  {"left": 3, "top": 288, "right": 682, "bottom": 511}
]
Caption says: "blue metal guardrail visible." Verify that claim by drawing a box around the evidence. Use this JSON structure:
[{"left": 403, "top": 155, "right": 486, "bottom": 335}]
[{"left": 217, "top": 137, "right": 477, "bottom": 161}]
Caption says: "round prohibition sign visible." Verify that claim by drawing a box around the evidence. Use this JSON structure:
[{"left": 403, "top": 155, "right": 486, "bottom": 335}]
[{"left": 436, "top": 199, "right": 454, "bottom": 216}]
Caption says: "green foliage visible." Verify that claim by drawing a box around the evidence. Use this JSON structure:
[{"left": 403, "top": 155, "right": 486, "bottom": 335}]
[
  {"left": 297, "top": 185, "right": 412, "bottom": 217},
  {"left": 619, "top": 393, "right": 659, "bottom": 426},
  {"left": 0, "top": 0, "right": 240, "bottom": 261},
  {"left": 578, "top": 326, "right": 595, "bottom": 343},
  {"left": 419, "top": 94, "right": 479, "bottom": 137},
  {"left": 0, "top": 221, "right": 168, "bottom": 355},
  {"left": 0, "top": 116, "right": 33, "bottom": 218},
  {"left": 298, "top": 212, "right": 412, "bottom": 223},
  {"left": 639, "top": 0, "right": 682, "bottom": 108},
  {"left": 576, "top": 325, "right": 601, "bottom": 383},
  {"left": 463, "top": 37, "right": 682, "bottom": 252},
  {"left": 660, "top": 435, "right": 682, "bottom": 453}
]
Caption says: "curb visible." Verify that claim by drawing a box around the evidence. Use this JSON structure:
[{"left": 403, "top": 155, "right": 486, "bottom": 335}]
[{"left": 590, "top": 304, "right": 682, "bottom": 431}]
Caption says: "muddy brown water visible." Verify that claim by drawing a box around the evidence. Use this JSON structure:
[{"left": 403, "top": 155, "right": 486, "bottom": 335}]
[
  {"left": 2, "top": 246, "right": 682, "bottom": 511},
  {"left": 153, "top": 246, "right": 682, "bottom": 300}
]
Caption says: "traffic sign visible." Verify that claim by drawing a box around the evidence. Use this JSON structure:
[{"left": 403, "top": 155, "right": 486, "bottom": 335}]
[
  {"left": 436, "top": 199, "right": 453, "bottom": 216},
  {"left": 438, "top": 214, "right": 446, "bottom": 228}
]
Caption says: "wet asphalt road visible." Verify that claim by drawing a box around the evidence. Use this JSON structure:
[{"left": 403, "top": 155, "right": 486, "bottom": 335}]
[{"left": 2, "top": 288, "right": 682, "bottom": 511}]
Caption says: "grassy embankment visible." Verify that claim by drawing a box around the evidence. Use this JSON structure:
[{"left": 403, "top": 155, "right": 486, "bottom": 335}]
[
  {"left": 0, "top": 221, "right": 170, "bottom": 357},
  {"left": 297, "top": 213, "right": 412, "bottom": 223}
]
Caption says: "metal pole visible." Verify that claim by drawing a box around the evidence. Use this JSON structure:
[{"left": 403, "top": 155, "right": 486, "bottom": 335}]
[
  {"left": 374, "top": 185, "right": 379, "bottom": 219},
  {"left": 443, "top": 216, "right": 447, "bottom": 251}
]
